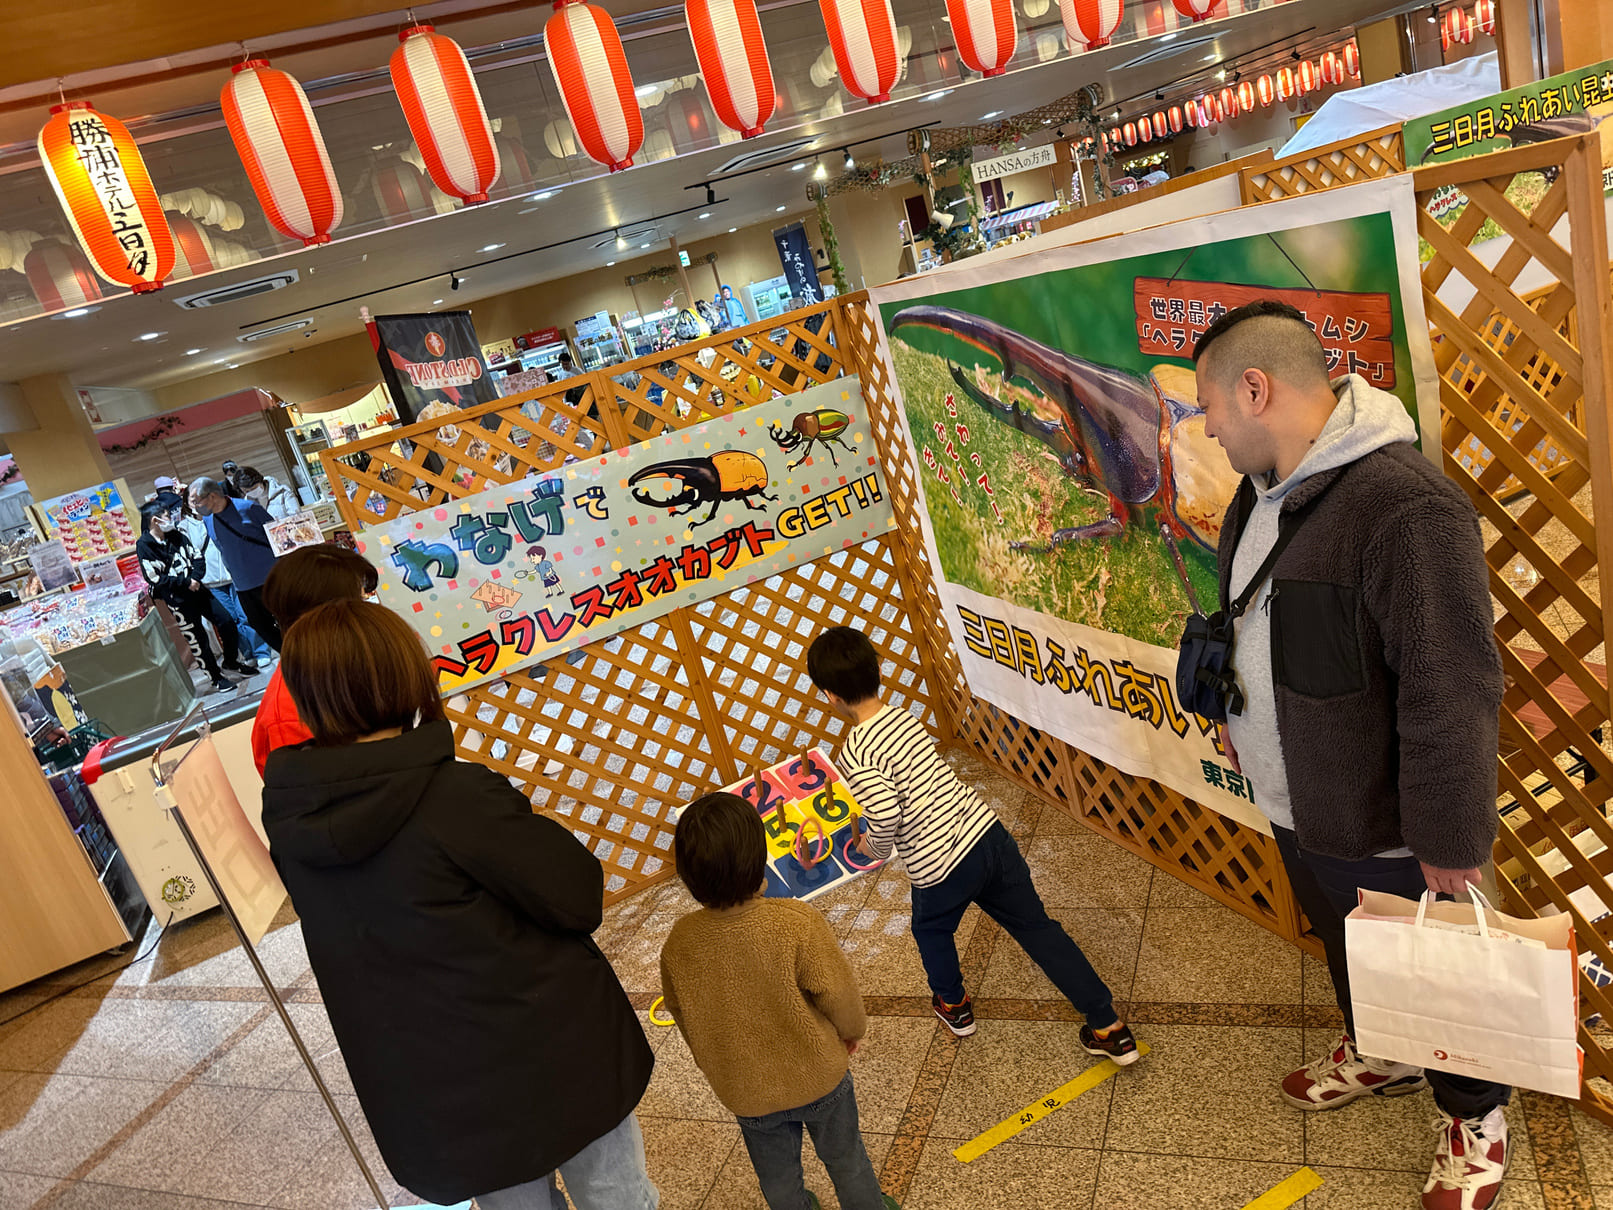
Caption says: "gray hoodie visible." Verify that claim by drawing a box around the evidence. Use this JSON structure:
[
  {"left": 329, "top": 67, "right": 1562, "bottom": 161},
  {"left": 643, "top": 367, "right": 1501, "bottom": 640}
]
[{"left": 1226, "top": 375, "right": 1417, "bottom": 837}]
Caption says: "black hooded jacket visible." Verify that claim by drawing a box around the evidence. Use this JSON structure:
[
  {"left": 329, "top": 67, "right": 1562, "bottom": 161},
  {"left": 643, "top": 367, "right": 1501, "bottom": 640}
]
[
  {"left": 135, "top": 509, "right": 204, "bottom": 605},
  {"left": 260, "top": 722, "right": 653, "bottom": 1203}
]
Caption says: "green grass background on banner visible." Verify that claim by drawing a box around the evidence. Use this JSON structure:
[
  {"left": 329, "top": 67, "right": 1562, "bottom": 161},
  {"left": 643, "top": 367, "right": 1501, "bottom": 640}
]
[{"left": 878, "top": 210, "right": 1414, "bottom": 646}]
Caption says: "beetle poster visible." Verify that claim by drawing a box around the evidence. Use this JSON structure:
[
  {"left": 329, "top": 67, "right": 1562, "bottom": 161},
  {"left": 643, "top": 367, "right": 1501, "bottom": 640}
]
[
  {"left": 867, "top": 177, "right": 1440, "bottom": 832},
  {"left": 359, "top": 380, "right": 894, "bottom": 693}
]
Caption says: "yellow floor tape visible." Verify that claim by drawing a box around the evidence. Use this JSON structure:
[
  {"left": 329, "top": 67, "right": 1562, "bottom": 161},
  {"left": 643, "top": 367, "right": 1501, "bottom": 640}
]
[
  {"left": 1241, "top": 1167, "right": 1325, "bottom": 1209},
  {"left": 951, "top": 1043, "right": 1151, "bottom": 1163}
]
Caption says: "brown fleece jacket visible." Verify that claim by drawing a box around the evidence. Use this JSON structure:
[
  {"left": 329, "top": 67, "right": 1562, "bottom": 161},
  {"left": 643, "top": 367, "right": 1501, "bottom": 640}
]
[{"left": 659, "top": 896, "right": 866, "bottom": 1118}]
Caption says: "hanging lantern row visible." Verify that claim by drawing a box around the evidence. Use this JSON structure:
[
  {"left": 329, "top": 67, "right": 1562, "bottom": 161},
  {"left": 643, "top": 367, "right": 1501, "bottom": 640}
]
[
  {"left": 393, "top": 24, "right": 503, "bottom": 200},
  {"left": 947, "top": 0, "right": 1017, "bottom": 77},
  {"left": 688, "top": 0, "right": 776, "bottom": 137},
  {"left": 1062, "top": 0, "right": 1124, "bottom": 51}
]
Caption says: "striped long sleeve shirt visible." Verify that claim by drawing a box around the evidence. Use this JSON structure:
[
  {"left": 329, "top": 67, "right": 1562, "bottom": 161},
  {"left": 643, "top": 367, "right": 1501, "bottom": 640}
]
[{"left": 839, "top": 703, "right": 997, "bottom": 887}]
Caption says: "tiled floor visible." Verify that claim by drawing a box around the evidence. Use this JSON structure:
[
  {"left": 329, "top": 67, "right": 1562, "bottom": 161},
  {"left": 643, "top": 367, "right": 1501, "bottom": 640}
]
[{"left": 3, "top": 747, "right": 1609, "bottom": 1208}]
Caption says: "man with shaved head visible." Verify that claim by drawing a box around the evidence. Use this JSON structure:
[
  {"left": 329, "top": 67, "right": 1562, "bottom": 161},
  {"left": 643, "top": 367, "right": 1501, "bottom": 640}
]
[{"left": 1193, "top": 300, "right": 1507, "bottom": 1210}]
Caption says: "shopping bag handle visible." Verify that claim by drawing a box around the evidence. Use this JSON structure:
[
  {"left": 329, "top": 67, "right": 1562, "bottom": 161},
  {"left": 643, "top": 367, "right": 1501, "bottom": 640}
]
[{"left": 1413, "top": 884, "right": 1494, "bottom": 939}]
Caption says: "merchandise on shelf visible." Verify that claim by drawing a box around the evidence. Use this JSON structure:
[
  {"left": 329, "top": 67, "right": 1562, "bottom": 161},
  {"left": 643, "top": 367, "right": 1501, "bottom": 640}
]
[{"left": 1, "top": 588, "right": 148, "bottom": 656}]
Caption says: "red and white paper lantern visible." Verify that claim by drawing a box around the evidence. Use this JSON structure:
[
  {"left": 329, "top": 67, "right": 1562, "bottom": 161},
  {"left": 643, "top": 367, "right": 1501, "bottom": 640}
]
[
  {"left": 391, "top": 25, "right": 501, "bottom": 203},
  {"left": 1123, "top": 120, "right": 1137, "bottom": 145},
  {"left": 24, "top": 239, "right": 102, "bottom": 312},
  {"left": 1169, "top": 104, "right": 1184, "bottom": 133},
  {"left": 1237, "top": 79, "right": 1255, "bottom": 111},
  {"left": 1275, "top": 65, "right": 1295, "bottom": 100},
  {"left": 1218, "top": 85, "right": 1236, "bottom": 118},
  {"left": 1171, "top": 0, "right": 1219, "bottom": 21},
  {"left": 1152, "top": 109, "right": 1167, "bottom": 137},
  {"left": 545, "top": 1, "right": 644, "bottom": 171},
  {"left": 818, "top": 0, "right": 901, "bottom": 104},
  {"left": 167, "top": 213, "right": 216, "bottom": 279},
  {"left": 221, "top": 59, "right": 343, "bottom": 247},
  {"left": 1256, "top": 73, "right": 1275, "bottom": 107},
  {"left": 1298, "top": 57, "right": 1319, "bottom": 91},
  {"left": 1183, "top": 101, "right": 1197, "bottom": 128},
  {"left": 1138, "top": 114, "right": 1153, "bottom": 141},
  {"left": 946, "top": 0, "right": 1018, "bottom": 77},
  {"left": 1475, "top": 0, "right": 1495, "bottom": 35},
  {"left": 1343, "top": 40, "right": 1360, "bottom": 77},
  {"left": 686, "top": 0, "right": 777, "bottom": 138},
  {"left": 39, "top": 102, "right": 174, "bottom": 293},
  {"left": 1320, "top": 49, "right": 1343, "bottom": 84},
  {"left": 1060, "top": 0, "right": 1124, "bottom": 50}
]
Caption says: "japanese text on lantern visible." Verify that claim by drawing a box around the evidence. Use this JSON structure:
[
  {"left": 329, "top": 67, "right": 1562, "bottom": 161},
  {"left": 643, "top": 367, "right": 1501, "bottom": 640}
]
[
  {"left": 69, "top": 113, "right": 152, "bottom": 277},
  {"left": 1132, "top": 279, "right": 1397, "bottom": 387}
]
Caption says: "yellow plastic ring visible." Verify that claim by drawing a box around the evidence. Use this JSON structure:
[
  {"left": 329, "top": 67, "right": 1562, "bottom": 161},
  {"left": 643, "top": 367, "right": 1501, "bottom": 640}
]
[{"left": 648, "top": 996, "right": 676, "bottom": 1027}]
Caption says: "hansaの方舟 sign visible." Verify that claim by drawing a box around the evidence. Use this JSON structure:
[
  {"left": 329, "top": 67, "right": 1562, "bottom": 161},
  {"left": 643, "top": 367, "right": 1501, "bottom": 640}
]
[{"left": 971, "top": 144, "right": 1057, "bottom": 184}]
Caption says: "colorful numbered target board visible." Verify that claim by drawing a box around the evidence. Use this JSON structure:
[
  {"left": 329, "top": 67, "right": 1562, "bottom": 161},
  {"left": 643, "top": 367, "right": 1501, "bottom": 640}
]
[{"left": 681, "top": 749, "right": 883, "bottom": 901}]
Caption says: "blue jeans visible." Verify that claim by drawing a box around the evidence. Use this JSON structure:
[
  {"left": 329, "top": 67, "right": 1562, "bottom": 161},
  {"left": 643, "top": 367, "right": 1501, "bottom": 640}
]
[
  {"left": 736, "top": 1073, "right": 884, "bottom": 1210},
  {"left": 912, "top": 822, "right": 1118, "bottom": 1027},
  {"left": 1271, "top": 826, "right": 1510, "bottom": 1119},
  {"left": 475, "top": 1112, "right": 658, "bottom": 1210},
  {"left": 209, "top": 585, "right": 272, "bottom": 663}
]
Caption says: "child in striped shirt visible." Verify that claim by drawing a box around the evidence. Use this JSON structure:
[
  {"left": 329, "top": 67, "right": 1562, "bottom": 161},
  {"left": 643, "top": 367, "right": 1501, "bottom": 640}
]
[{"left": 807, "top": 626, "right": 1140, "bottom": 1066}]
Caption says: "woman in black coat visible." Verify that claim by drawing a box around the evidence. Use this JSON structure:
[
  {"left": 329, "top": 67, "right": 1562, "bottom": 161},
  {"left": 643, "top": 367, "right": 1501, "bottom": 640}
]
[{"left": 260, "top": 599, "right": 656, "bottom": 1208}]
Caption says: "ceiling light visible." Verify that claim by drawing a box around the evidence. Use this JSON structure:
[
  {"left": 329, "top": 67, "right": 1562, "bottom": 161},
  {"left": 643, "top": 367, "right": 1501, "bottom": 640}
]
[
  {"left": 532, "top": 190, "right": 555, "bottom": 200},
  {"left": 1159, "top": 32, "right": 1177, "bottom": 42},
  {"left": 775, "top": 204, "right": 786, "bottom": 212},
  {"left": 729, "top": 227, "right": 737, "bottom": 233},
  {"left": 1203, "top": 53, "right": 1218, "bottom": 61},
  {"left": 59, "top": 307, "right": 95, "bottom": 318},
  {"left": 814, "top": 159, "right": 827, "bottom": 179},
  {"left": 607, "top": 260, "right": 617, "bottom": 266},
  {"left": 137, "top": 331, "right": 163, "bottom": 341},
  {"left": 226, "top": 363, "right": 238, "bottom": 369},
  {"left": 634, "top": 82, "right": 661, "bottom": 96},
  {"left": 980, "top": 110, "right": 1003, "bottom": 119},
  {"left": 1216, "top": 68, "right": 1227, "bottom": 80},
  {"left": 184, "top": 347, "right": 203, "bottom": 355},
  {"left": 616, "top": 229, "right": 628, "bottom": 249},
  {"left": 699, "top": 211, "right": 711, "bottom": 219},
  {"left": 1042, "top": 118, "right": 1052, "bottom": 125},
  {"left": 641, "top": 242, "right": 651, "bottom": 248},
  {"left": 432, "top": 299, "right": 443, "bottom": 305},
  {"left": 1427, "top": 3, "right": 1439, "bottom": 20},
  {"left": 790, "top": 162, "right": 806, "bottom": 171},
  {"left": 843, "top": 149, "right": 856, "bottom": 170},
  {"left": 1112, "top": 109, "right": 1120, "bottom": 118},
  {"left": 450, "top": 273, "right": 464, "bottom": 290},
  {"left": 923, "top": 90, "right": 951, "bottom": 102},
  {"left": 481, "top": 243, "right": 505, "bottom": 252},
  {"left": 704, "top": 184, "right": 717, "bottom": 205}
]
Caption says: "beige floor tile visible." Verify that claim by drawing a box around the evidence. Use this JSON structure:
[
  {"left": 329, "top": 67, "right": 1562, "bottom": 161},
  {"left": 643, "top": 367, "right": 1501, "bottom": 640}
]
[
  {"left": 639, "top": 1117, "right": 739, "bottom": 1209},
  {"left": 640, "top": 1008, "right": 677, "bottom": 1055},
  {"left": 194, "top": 1002, "right": 333, "bottom": 1090},
  {"left": 599, "top": 909, "right": 684, "bottom": 995},
  {"left": 1145, "top": 871, "right": 1230, "bottom": 909},
  {"left": 929, "top": 1019, "right": 1116, "bottom": 1150},
  {"left": 1020, "top": 833, "right": 1156, "bottom": 909},
  {"left": 809, "top": 871, "right": 881, "bottom": 933},
  {"left": 702, "top": 1130, "right": 893, "bottom": 1209},
  {"left": 0, "top": 998, "right": 105, "bottom": 1072},
  {"left": 0, "top": 1072, "right": 164, "bottom": 1177},
  {"left": 838, "top": 905, "right": 978, "bottom": 998},
  {"left": 86, "top": 1082, "right": 272, "bottom": 1191},
  {"left": 1131, "top": 907, "right": 1303, "bottom": 1005},
  {"left": 1578, "top": 1105, "right": 1613, "bottom": 1183},
  {"left": 41, "top": 1180, "right": 270, "bottom": 1210},
  {"left": 176, "top": 1088, "right": 342, "bottom": 1203},
  {"left": 848, "top": 1017, "right": 939, "bottom": 1135},
  {"left": 1304, "top": 1164, "right": 1546, "bottom": 1209},
  {"left": 268, "top": 1093, "right": 413, "bottom": 1210},
  {"left": 901, "top": 1136, "right": 1102, "bottom": 1209},
  {"left": 975, "top": 906, "right": 1145, "bottom": 1006},
  {"left": 51, "top": 1000, "right": 263, "bottom": 1084},
  {"left": 1092, "top": 1149, "right": 1303, "bottom": 1209},
  {"left": 1027, "top": 800, "right": 1084, "bottom": 836},
  {"left": 1303, "top": 954, "right": 1337, "bottom": 1012},
  {"left": 0, "top": 1169, "right": 57, "bottom": 1205},
  {"left": 125, "top": 912, "right": 310, "bottom": 991},
  {"left": 1104, "top": 1024, "right": 1305, "bottom": 1163},
  {"left": 638, "top": 1030, "right": 736, "bottom": 1122},
  {"left": 1596, "top": 1184, "right": 1613, "bottom": 1209}
]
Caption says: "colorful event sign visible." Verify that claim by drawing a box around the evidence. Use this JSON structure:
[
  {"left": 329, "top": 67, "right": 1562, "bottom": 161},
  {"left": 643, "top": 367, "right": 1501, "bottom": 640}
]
[
  {"left": 33, "top": 479, "right": 138, "bottom": 563},
  {"left": 867, "top": 178, "right": 1439, "bottom": 832},
  {"left": 361, "top": 381, "right": 893, "bottom": 693},
  {"left": 683, "top": 748, "right": 880, "bottom": 902}
]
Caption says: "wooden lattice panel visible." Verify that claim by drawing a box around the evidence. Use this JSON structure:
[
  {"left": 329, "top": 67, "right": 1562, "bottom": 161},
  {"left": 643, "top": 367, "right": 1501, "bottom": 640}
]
[{"left": 1239, "top": 124, "right": 1405, "bottom": 205}]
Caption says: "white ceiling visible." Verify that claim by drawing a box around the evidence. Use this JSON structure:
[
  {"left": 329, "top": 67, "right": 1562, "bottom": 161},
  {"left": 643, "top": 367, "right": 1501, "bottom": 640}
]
[{"left": 0, "top": 0, "right": 1417, "bottom": 400}]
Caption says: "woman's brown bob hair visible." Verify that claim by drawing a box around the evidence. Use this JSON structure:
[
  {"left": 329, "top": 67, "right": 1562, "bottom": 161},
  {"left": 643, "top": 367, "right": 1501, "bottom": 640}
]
[
  {"left": 281, "top": 599, "right": 446, "bottom": 745},
  {"left": 263, "top": 544, "right": 378, "bottom": 630}
]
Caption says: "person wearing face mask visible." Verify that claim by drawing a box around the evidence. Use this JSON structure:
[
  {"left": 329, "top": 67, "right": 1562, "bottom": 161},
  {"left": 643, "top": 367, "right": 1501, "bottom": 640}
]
[
  {"left": 235, "top": 465, "right": 299, "bottom": 520},
  {"left": 136, "top": 500, "right": 256, "bottom": 694},
  {"left": 189, "top": 477, "right": 283, "bottom": 652}
]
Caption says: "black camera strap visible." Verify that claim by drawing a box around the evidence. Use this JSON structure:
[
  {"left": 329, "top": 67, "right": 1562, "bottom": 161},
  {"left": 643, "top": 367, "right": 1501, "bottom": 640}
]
[{"left": 1227, "top": 513, "right": 1302, "bottom": 621}]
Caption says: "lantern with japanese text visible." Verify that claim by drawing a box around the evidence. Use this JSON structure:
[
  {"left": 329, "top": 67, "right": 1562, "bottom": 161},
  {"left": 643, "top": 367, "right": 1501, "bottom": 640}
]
[
  {"left": 1298, "top": 57, "right": 1319, "bottom": 91},
  {"left": 1475, "top": 0, "right": 1494, "bottom": 35},
  {"left": 38, "top": 102, "right": 174, "bottom": 293},
  {"left": 946, "top": 0, "right": 1018, "bottom": 77},
  {"left": 686, "top": 0, "right": 776, "bottom": 138},
  {"left": 24, "top": 240, "right": 102, "bottom": 312},
  {"left": 391, "top": 25, "right": 501, "bottom": 203},
  {"left": 1343, "top": 40, "right": 1360, "bottom": 77},
  {"left": 545, "top": 1, "right": 644, "bottom": 170},
  {"left": 1123, "top": 120, "right": 1136, "bottom": 145},
  {"left": 1256, "top": 73, "right": 1274, "bottom": 107},
  {"left": 220, "top": 59, "right": 343, "bottom": 247},
  {"left": 1237, "top": 79, "right": 1255, "bottom": 111},
  {"left": 819, "top": 0, "right": 901, "bottom": 104},
  {"left": 1060, "top": 0, "right": 1124, "bottom": 50},
  {"left": 1171, "top": 0, "right": 1219, "bottom": 21},
  {"left": 167, "top": 213, "right": 216, "bottom": 279},
  {"left": 1169, "top": 104, "right": 1184, "bottom": 133},
  {"left": 1275, "top": 65, "right": 1295, "bottom": 100}
]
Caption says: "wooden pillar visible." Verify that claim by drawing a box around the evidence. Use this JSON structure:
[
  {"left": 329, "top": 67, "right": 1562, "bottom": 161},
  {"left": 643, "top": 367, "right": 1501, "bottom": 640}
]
[
  {"left": 1492, "top": 0, "right": 1539, "bottom": 88},
  {"left": 668, "top": 236, "right": 695, "bottom": 310},
  {"left": 1541, "top": 0, "right": 1613, "bottom": 76}
]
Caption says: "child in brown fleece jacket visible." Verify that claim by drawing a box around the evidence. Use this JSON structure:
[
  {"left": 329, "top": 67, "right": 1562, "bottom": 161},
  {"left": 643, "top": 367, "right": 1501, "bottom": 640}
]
[{"left": 660, "top": 792, "right": 897, "bottom": 1210}]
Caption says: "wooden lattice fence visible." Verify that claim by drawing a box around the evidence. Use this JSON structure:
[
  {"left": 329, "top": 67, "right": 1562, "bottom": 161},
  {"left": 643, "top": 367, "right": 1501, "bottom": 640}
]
[{"left": 1238, "top": 123, "right": 1406, "bottom": 204}]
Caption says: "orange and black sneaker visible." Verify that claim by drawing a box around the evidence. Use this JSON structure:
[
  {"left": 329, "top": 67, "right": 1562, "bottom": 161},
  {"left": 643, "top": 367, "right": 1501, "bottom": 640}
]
[
  {"left": 1080, "top": 1021, "right": 1141, "bottom": 1066},
  {"left": 931, "top": 992, "right": 976, "bottom": 1036}
]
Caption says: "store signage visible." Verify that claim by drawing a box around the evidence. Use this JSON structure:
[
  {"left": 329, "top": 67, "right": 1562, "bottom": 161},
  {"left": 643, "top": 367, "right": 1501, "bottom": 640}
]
[
  {"left": 678, "top": 249, "right": 691, "bottom": 267},
  {"left": 971, "top": 144, "right": 1057, "bottom": 184},
  {"left": 515, "top": 327, "right": 562, "bottom": 350},
  {"left": 361, "top": 380, "right": 894, "bottom": 693},
  {"left": 575, "top": 311, "right": 613, "bottom": 339},
  {"left": 370, "top": 311, "right": 498, "bottom": 426},
  {"left": 772, "top": 221, "right": 820, "bottom": 307}
]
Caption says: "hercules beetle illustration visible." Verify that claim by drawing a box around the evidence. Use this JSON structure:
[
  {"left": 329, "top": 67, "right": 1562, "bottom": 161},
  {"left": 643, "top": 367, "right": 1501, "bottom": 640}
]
[
  {"left": 888, "top": 304, "right": 1238, "bottom": 601},
  {"left": 769, "top": 408, "right": 854, "bottom": 468},
  {"left": 628, "top": 450, "right": 778, "bottom": 528}
]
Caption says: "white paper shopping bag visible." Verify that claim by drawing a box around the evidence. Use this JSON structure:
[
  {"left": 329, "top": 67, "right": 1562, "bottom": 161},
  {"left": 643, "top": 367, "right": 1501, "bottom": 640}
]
[{"left": 1346, "top": 886, "right": 1581, "bottom": 1098}]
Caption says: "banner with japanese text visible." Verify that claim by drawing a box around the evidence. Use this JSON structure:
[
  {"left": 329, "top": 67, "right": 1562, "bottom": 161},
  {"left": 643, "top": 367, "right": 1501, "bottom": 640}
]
[
  {"left": 359, "top": 380, "right": 893, "bottom": 693},
  {"left": 866, "top": 177, "right": 1439, "bottom": 832}
]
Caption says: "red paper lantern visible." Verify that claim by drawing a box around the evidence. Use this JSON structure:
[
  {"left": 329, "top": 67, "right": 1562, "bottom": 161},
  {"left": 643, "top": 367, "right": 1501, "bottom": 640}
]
[
  {"left": 1061, "top": 0, "right": 1124, "bottom": 50},
  {"left": 1138, "top": 114, "right": 1153, "bottom": 141},
  {"left": 1298, "top": 57, "right": 1319, "bottom": 91},
  {"left": 167, "top": 213, "right": 216, "bottom": 280},
  {"left": 1459, "top": 8, "right": 1477, "bottom": 42},
  {"left": 1183, "top": 100, "right": 1197, "bottom": 128},
  {"left": 947, "top": 0, "right": 1018, "bottom": 78},
  {"left": 1196, "top": 97, "right": 1212, "bottom": 126},
  {"left": 686, "top": 0, "right": 777, "bottom": 137},
  {"left": 1123, "top": 120, "right": 1136, "bottom": 145},
  {"left": 1152, "top": 110, "right": 1167, "bottom": 137},
  {"left": 1343, "top": 41, "right": 1361, "bottom": 77},
  {"left": 1275, "top": 65, "right": 1295, "bottom": 100},
  {"left": 545, "top": 1, "right": 644, "bottom": 171},
  {"left": 1219, "top": 85, "right": 1236, "bottom": 117},
  {"left": 819, "top": 0, "right": 901, "bottom": 104},
  {"left": 1256, "top": 73, "right": 1275, "bottom": 107},
  {"left": 38, "top": 102, "right": 174, "bottom": 293},
  {"left": 1169, "top": 104, "right": 1184, "bottom": 133},
  {"left": 1324, "top": 49, "right": 1345, "bottom": 84},
  {"left": 391, "top": 25, "right": 501, "bottom": 204},
  {"left": 1237, "top": 79, "right": 1255, "bottom": 111},
  {"left": 1171, "top": 0, "right": 1219, "bottom": 21},
  {"left": 1475, "top": 0, "right": 1495, "bottom": 35},
  {"left": 1212, "top": 95, "right": 1225, "bottom": 123},
  {"left": 24, "top": 239, "right": 102, "bottom": 312},
  {"left": 221, "top": 59, "right": 343, "bottom": 247}
]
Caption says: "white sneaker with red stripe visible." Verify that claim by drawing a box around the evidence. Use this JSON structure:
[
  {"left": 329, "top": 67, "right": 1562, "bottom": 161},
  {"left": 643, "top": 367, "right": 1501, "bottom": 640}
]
[
  {"left": 1422, "top": 1106, "right": 1508, "bottom": 1210},
  {"left": 1280, "top": 1032, "right": 1427, "bottom": 1110}
]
